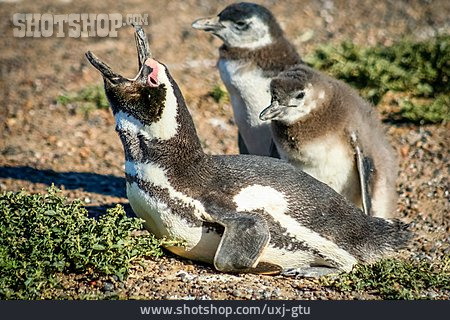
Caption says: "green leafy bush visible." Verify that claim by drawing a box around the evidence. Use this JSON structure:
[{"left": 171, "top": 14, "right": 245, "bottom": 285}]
[
  {"left": 209, "top": 84, "right": 229, "bottom": 103},
  {"left": 57, "top": 84, "right": 109, "bottom": 111},
  {"left": 400, "top": 95, "right": 450, "bottom": 124},
  {"left": 0, "top": 187, "right": 174, "bottom": 299},
  {"left": 321, "top": 257, "right": 450, "bottom": 299},
  {"left": 306, "top": 35, "right": 450, "bottom": 123}
]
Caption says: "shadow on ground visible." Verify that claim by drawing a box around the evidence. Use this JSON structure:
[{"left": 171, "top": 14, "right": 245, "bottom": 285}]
[
  {"left": 0, "top": 165, "right": 136, "bottom": 218},
  {"left": 0, "top": 166, "right": 126, "bottom": 198}
]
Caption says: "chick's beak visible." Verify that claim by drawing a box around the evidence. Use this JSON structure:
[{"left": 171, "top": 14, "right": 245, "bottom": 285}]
[
  {"left": 192, "top": 16, "right": 224, "bottom": 32},
  {"left": 259, "top": 101, "right": 284, "bottom": 121}
]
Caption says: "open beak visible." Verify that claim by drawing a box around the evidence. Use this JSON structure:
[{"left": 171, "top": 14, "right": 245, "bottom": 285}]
[
  {"left": 259, "top": 101, "right": 284, "bottom": 121},
  {"left": 134, "top": 25, "right": 152, "bottom": 70},
  {"left": 85, "top": 25, "right": 158, "bottom": 86},
  {"left": 192, "top": 16, "right": 224, "bottom": 32},
  {"left": 85, "top": 50, "right": 125, "bottom": 84}
]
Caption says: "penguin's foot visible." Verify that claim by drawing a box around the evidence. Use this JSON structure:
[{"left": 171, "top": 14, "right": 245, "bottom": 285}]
[
  {"left": 281, "top": 267, "right": 340, "bottom": 278},
  {"left": 237, "top": 262, "right": 283, "bottom": 275}
]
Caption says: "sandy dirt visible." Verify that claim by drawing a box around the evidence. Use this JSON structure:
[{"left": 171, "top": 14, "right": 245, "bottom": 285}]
[{"left": 0, "top": 0, "right": 448, "bottom": 299}]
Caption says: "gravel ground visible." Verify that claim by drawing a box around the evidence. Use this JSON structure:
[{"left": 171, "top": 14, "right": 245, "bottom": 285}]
[{"left": 0, "top": 0, "right": 448, "bottom": 300}]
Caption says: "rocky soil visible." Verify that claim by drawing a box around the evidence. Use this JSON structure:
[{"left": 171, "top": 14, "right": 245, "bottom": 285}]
[{"left": 0, "top": 0, "right": 448, "bottom": 299}]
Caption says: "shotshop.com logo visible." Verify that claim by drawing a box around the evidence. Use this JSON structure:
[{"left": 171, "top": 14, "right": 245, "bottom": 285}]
[{"left": 12, "top": 13, "right": 149, "bottom": 37}]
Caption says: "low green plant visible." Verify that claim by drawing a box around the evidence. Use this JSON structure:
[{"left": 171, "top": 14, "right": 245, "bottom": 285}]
[
  {"left": 400, "top": 95, "right": 450, "bottom": 124},
  {"left": 321, "top": 257, "right": 450, "bottom": 299},
  {"left": 209, "top": 84, "right": 229, "bottom": 103},
  {"left": 306, "top": 34, "right": 449, "bottom": 123},
  {"left": 57, "top": 84, "right": 109, "bottom": 111},
  {"left": 0, "top": 186, "right": 176, "bottom": 299}
]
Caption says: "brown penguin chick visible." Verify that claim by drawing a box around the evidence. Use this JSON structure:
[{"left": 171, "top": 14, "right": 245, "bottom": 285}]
[
  {"left": 192, "top": 2, "right": 302, "bottom": 157},
  {"left": 260, "top": 65, "right": 398, "bottom": 218}
]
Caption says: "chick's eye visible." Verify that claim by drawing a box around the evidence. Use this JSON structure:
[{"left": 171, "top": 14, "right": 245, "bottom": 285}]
[
  {"left": 296, "top": 92, "right": 305, "bottom": 100},
  {"left": 235, "top": 21, "right": 249, "bottom": 30}
]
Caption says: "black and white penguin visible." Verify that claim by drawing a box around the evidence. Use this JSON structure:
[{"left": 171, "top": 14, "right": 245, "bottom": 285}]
[
  {"left": 192, "top": 2, "right": 302, "bottom": 157},
  {"left": 86, "top": 26, "right": 409, "bottom": 276},
  {"left": 259, "top": 65, "right": 398, "bottom": 219}
]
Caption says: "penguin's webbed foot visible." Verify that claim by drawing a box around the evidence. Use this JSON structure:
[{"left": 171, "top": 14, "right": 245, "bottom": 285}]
[
  {"left": 281, "top": 266, "right": 340, "bottom": 278},
  {"left": 237, "top": 262, "right": 283, "bottom": 275}
]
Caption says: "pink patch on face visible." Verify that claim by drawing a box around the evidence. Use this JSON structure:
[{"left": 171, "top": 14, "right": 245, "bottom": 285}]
[{"left": 145, "top": 58, "right": 159, "bottom": 87}]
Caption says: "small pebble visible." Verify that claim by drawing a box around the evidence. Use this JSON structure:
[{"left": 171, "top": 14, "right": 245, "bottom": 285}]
[
  {"left": 103, "top": 282, "right": 114, "bottom": 292},
  {"left": 232, "top": 290, "right": 242, "bottom": 298}
]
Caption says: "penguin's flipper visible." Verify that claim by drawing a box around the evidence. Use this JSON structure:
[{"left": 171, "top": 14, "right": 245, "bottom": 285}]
[
  {"left": 210, "top": 211, "right": 271, "bottom": 273},
  {"left": 281, "top": 266, "right": 340, "bottom": 278},
  {"left": 350, "top": 131, "right": 374, "bottom": 216},
  {"left": 237, "top": 131, "right": 249, "bottom": 155}
]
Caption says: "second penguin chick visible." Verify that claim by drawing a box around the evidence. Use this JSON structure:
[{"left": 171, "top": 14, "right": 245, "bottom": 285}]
[
  {"left": 260, "top": 65, "right": 398, "bottom": 218},
  {"left": 192, "top": 2, "right": 302, "bottom": 157}
]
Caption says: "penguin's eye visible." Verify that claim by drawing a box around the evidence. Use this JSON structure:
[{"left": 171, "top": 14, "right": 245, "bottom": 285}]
[
  {"left": 234, "top": 21, "right": 249, "bottom": 30},
  {"left": 295, "top": 92, "right": 305, "bottom": 100}
]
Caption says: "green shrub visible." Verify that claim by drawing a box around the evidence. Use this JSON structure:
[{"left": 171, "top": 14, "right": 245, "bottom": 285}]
[
  {"left": 57, "top": 85, "right": 109, "bottom": 112},
  {"left": 321, "top": 257, "right": 450, "bottom": 299},
  {"left": 0, "top": 186, "right": 175, "bottom": 299},
  {"left": 400, "top": 95, "right": 450, "bottom": 124},
  {"left": 306, "top": 35, "right": 450, "bottom": 123},
  {"left": 209, "top": 84, "right": 229, "bottom": 103}
]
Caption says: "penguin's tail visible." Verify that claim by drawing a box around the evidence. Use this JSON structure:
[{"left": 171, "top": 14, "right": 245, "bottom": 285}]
[{"left": 361, "top": 217, "right": 412, "bottom": 262}]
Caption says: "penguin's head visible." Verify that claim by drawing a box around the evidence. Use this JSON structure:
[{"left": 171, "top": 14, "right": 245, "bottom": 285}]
[
  {"left": 86, "top": 26, "right": 175, "bottom": 130},
  {"left": 260, "top": 66, "right": 325, "bottom": 124},
  {"left": 192, "top": 2, "right": 283, "bottom": 49}
]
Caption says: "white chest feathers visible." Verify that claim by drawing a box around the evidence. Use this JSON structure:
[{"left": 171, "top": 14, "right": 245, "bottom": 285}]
[
  {"left": 218, "top": 59, "right": 272, "bottom": 127},
  {"left": 125, "top": 161, "right": 220, "bottom": 263},
  {"left": 278, "top": 135, "right": 358, "bottom": 197},
  {"left": 218, "top": 59, "right": 273, "bottom": 155}
]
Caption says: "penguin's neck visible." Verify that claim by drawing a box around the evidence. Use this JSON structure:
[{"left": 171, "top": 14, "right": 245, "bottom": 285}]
[
  {"left": 219, "top": 37, "right": 303, "bottom": 76},
  {"left": 116, "top": 79, "right": 205, "bottom": 171}
]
